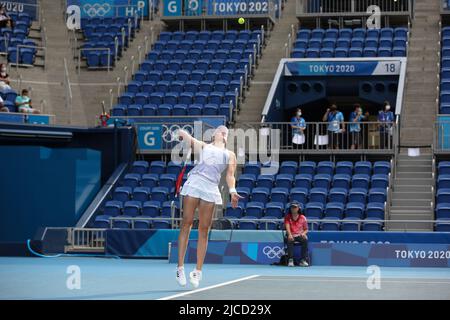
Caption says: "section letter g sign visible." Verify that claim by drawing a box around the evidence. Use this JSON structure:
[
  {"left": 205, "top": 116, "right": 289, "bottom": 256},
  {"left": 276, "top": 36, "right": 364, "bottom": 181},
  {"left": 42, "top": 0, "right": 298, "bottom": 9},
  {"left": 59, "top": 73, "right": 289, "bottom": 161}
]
[{"left": 168, "top": 1, "right": 178, "bottom": 13}]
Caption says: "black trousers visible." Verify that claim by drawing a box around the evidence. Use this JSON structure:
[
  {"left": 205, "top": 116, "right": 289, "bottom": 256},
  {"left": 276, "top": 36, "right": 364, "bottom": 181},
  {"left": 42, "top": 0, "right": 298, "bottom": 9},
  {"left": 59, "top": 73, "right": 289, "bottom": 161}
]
[{"left": 286, "top": 236, "right": 308, "bottom": 261}]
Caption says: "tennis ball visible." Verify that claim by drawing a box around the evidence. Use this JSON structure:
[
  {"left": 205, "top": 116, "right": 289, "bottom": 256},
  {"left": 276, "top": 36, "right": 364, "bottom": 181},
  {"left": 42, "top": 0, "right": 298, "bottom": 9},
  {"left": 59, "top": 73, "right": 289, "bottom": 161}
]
[{"left": 238, "top": 17, "right": 245, "bottom": 25}]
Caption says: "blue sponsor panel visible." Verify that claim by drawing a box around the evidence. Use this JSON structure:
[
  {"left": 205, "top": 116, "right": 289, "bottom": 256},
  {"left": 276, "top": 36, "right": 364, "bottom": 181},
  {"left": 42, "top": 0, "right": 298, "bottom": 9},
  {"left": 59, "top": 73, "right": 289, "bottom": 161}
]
[
  {"left": 105, "top": 229, "right": 450, "bottom": 261},
  {"left": 67, "top": 0, "right": 149, "bottom": 18},
  {"left": 137, "top": 123, "right": 162, "bottom": 150},
  {"left": 163, "top": 0, "right": 181, "bottom": 16},
  {"left": 207, "top": 0, "right": 271, "bottom": 16},
  {"left": 437, "top": 116, "right": 450, "bottom": 151},
  {"left": 184, "top": 0, "right": 202, "bottom": 16},
  {"left": 285, "top": 60, "right": 402, "bottom": 77},
  {"left": 0, "top": 0, "right": 39, "bottom": 20},
  {"left": 0, "top": 113, "right": 51, "bottom": 125}
]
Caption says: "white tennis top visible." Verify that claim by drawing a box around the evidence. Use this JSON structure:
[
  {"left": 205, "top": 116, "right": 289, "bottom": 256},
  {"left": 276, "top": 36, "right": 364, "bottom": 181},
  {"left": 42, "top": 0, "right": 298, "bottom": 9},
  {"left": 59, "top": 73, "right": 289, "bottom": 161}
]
[{"left": 188, "top": 144, "right": 230, "bottom": 185}]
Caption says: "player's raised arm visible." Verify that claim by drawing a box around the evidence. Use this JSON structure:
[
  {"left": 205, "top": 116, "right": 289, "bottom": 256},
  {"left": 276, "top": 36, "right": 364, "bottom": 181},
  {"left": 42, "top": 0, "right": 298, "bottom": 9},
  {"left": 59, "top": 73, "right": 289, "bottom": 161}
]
[
  {"left": 226, "top": 151, "right": 243, "bottom": 208},
  {"left": 177, "top": 129, "right": 206, "bottom": 150}
]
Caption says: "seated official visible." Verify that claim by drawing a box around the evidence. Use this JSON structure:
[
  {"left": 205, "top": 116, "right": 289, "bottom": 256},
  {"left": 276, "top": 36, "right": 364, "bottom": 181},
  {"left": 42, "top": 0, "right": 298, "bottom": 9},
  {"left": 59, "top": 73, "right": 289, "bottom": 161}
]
[{"left": 284, "top": 201, "right": 309, "bottom": 267}]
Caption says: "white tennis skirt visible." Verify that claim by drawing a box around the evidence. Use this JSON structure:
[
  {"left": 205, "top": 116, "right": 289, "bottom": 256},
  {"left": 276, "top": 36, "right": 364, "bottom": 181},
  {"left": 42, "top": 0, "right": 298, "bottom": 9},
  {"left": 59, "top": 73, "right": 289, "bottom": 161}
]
[{"left": 180, "top": 174, "right": 223, "bottom": 205}]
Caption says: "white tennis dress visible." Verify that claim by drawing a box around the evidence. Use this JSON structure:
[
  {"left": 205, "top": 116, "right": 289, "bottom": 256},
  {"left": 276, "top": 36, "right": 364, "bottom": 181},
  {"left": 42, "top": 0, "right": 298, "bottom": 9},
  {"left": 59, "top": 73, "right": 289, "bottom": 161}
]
[{"left": 180, "top": 144, "right": 230, "bottom": 205}]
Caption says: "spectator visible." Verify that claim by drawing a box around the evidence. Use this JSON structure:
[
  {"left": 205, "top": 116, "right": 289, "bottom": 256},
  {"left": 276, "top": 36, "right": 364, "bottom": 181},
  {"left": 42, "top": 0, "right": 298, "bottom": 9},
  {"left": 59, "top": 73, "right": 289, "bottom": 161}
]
[
  {"left": 378, "top": 101, "right": 394, "bottom": 149},
  {"left": 284, "top": 201, "right": 309, "bottom": 267},
  {"left": 322, "top": 103, "right": 345, "bottom": 149},
  {"left": 349, "top": 104, "right": 370, "bottom": 150},
  {"left": 16, "top": 89, "right": 40, "bottom": 114},
  {"left": 0, "top": 5, "right": 12, "bottom": 29},
  {"left": 290, "top": 108, "right": 306, "bottom": 149},
  {"left": 0, "top": 64, "right": 11, "bottom": 92},
  {"left": 0, "top": 95, "right": 9, "bottom": 112}
]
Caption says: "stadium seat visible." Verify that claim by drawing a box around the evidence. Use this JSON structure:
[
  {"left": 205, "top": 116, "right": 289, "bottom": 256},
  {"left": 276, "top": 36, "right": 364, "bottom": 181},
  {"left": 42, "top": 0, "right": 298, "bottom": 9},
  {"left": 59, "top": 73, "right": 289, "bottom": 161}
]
[
  {"left": 366, "top": 202, "right": 385, "bottom": 219},
  {"left": 289, "top": 188, "right": 309, "bottom": 206},
  {"left": 142, "top": 201, "right": 161, "bottom": 217},
  {"left": 345, "top": 202, "right": 365, "bottom": 219},
  {"left": 324, "top": 202, "right": 345, "bottom": 219},
  {"left": 304, "top": 202, "right": 324, "bottom": 219}
]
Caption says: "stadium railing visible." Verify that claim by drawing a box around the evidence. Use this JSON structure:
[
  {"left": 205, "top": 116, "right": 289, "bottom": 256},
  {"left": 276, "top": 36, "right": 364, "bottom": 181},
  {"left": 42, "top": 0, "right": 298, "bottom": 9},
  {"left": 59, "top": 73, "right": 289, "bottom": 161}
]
[
  {"left": 235, "top": 121, "right": 397, "bottom": 152},
  {"left": 296, "top": 0, "right": 414, "bottom": 16}
]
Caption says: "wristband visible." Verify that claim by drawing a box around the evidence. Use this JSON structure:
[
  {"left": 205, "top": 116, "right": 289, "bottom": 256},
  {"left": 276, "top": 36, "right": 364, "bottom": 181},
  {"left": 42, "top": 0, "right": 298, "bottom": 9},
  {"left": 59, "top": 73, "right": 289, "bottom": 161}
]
[{"left": 229, "top": 188, "right": 237, "bottom": 194}]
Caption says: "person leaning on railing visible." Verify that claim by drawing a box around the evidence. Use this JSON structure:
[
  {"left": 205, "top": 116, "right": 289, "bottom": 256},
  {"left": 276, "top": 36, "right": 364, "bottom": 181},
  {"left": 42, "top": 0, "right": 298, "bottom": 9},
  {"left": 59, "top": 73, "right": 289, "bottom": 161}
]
[
  {"left": 349, "top": 104, "right": 370, "bottom": 150},
  {"left": 378, "top": 101, "right": 394, "bottom": 149},
  {"left": 323, "top": 104, "right": 345, "bottom": 150},
  {"left": 290, "top": 108, "right": 306, "bottom": 149}
]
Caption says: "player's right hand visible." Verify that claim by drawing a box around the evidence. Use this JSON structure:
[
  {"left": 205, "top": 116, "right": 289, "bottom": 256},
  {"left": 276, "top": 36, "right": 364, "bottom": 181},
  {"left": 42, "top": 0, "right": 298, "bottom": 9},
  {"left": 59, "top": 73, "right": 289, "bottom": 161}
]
[{"left": 230, "top": 192, "right": 244, "bottom": 209}]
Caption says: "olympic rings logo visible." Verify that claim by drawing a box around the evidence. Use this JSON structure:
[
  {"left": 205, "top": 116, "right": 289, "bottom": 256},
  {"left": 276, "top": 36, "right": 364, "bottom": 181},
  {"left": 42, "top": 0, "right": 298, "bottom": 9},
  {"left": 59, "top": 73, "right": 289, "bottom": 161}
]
[
  {"left": 262, "top": 246, "right": 285, "bottom": 259},
  {"left": 162, "top": 124, "right": 194, "bottom": 143},
  {"left": 83, "top": 3, "right": 112, "bottom": 17}
]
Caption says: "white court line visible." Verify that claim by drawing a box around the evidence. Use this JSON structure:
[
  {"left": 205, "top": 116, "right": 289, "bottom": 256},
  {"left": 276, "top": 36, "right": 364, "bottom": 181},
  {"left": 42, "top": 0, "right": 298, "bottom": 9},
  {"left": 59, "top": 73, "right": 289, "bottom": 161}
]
[
  {"left": 249, "top": 278, "right": 450, "bottom": 285},
  {"left": 157, "top": 275, "right": 260, "bottom": 300}
]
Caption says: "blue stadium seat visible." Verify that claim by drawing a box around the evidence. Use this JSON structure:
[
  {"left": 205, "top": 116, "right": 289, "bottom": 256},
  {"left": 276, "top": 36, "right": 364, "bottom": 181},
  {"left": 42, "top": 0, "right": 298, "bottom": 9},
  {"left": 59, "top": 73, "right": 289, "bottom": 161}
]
[
  {"left": 289, "top": 188, "right": 309, "bottom": 206},
  {"left": 341, "top": 217, "right": 361, "bottom": 231},
  {"left": 132, "top": 187, "right": 151, "bottom": 202},
  {"left": 251, "top": 187, "right": 270, "bottom": 203},
  {"left": 245, "top": 202, "right": 265, "bottom": 218},
  {"left": 149, "top": 161, "right": 166, "bottom": 174},
  {"left": 142, "top": 201, "right": 161, "bottom": 217},
  {"left": 264, "top": 202, "right": 284, "bottom": 219},
  {"left": 122, "top": 173, "right": 141, "bottom": 188},
  {"left": 334, "top": 48, "right": 348, "bottom": 57},
  {"left": 257, "top": 175, "right": 275, "bottom": 189},
  {"left": 304, "top": 202, "right": 324, "bottom": 219},
  {"left": 348, "top": 188, "right": 367, "bottom": 204},
  {"left": 141, "top": 174, "right": 159, "bottom": 189},
  {"left": 239, "top": 217, "right": 259, "bottom": 230},
  {"left": 113, "top": 186, "right": 132, "bottom": 202},
  {"left": 236, "top": 187, "right": 251, "bottom": 204},
  {"left": 238, "top": 174, "right": 257, "bottom": 189},
  {"left": 131, "top": 161, "right": 149, "bottom": 174},
  {"left": 371, "top": 174, "right": 389, "bottom": 189},
  {"left": 103, "top": 201, "right": 123, "bottom": 217},
  {"left": 244, "top": 162, "right": 261, "bottom": 176},
  {"left": 313, "top": 174, "right": 331, "bottom": 190},
  {"left": 435, "top": 219, "right": 450, "bottom": 232},
  {"left": 354, "top": 161, "right": 372, "bottom": 175},
  {"left": 321, "top": 221, "right": 340, "bottom": 231},
  {"left": 294, "top": 174, "right": 313, "bottom": 190},
  {"left": 325, "top": 202, "right": 345, "bottom": 219},
  {"left": 151, "top": 187, "right": 169, "bottom": 203},
  {"left": 332, "top": 174, "right": 351, "bottom": 190},
  {"left": 366, "top": 202, "right": 385, "bottom": 219},
  {"left": 298, "top": 161, "right": 316, "bottom": 175},
  {"left": 362, "top": 218, "right": 383, "bottom": 231},
  {"left": 275, "top": 174, "right": 294, "bottom": 189},
  {"left": 94, "top": 215, "right": 111, "bottom": 228},
  {"left": 345, "top": 202, "right": 365, "bottom": 219},
  {"left": 317, "top": 161, "right": 334, "bottom": 175},
  {"left": 329, "top": 188, "right": 347, "bottom": 204},
  {"left": 159, "top": 174, "right": 176, "bottom": 189},
  {"left": 335, "top": 161, "right": 353, "bottom": 175},
  {"left": 373, "top": 161, "right": 391, "bottom": 175},
  {"left": 309, "top": 188, "right": 327, "bottom": 204},
  {"left": 225, "top": 203, "right": 244, "bottom": 219},
  {"left": 368, "top": 188, "right": 387, "bottom": 204},
  {"left": 438, "top": 162, "right": 450, "bottom": 175},
  {"left": 271, "top": 187, "right": 289, "bottom": 203},
  {"left": 123, "top": 201, "right": 142, "bottom": 217},
  {"left": 437, "top": 189, "right": 450, "bottom": 204},
  {"left": 153, "top": 220, "right": 172, "bottom": 229},
  {"left": 352, "top": 174, "right": 370, "bottom": 190}
]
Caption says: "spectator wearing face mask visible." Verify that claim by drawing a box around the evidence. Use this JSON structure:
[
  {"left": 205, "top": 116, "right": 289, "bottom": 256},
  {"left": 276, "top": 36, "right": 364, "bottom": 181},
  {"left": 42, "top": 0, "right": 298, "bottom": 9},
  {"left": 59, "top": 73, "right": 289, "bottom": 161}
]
[
  {"left": 323, "top": 104, "right": 345, "bottom": 150},
  {"left": 290, "top": 108, "right": 306, "bottom": 149},
  {"left": 0, "top": 64, "right": 11, "bottom": 92},
  {"left": 378, "top": 101, "right": 394, "bottom": 149},
  {"left": 349, "top": 104, "right": 370, "bottom": 150}
]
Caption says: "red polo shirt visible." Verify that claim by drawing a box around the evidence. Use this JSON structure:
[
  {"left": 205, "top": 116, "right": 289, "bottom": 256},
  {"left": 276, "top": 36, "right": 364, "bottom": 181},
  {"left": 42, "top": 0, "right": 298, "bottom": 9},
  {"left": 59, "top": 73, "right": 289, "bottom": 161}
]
[{"left": 284, "top": 213, "right": 308, "bottom": 236}]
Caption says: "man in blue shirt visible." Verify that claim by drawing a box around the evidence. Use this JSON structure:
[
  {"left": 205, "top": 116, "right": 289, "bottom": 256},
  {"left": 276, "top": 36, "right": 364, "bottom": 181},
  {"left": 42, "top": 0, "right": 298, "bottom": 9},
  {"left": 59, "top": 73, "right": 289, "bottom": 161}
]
[
  {"left": 322, "top": 104, "right": 345, "bottom": 149},
  {"left": 290, "top": 108, "right": 306, "bottom": 149},
  {"left": 378, "top": 101, "right": 394, "bottom": 149},
  {"left": 349, "top": 104, "right": 369, "bottom": 150}
]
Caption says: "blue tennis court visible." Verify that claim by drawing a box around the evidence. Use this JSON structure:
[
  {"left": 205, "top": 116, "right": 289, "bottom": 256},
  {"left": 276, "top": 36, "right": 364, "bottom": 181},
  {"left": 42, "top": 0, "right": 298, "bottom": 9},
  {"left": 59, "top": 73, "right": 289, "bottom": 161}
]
[{"left": 1, "top": 257, "right": 449, "bottom": 300}]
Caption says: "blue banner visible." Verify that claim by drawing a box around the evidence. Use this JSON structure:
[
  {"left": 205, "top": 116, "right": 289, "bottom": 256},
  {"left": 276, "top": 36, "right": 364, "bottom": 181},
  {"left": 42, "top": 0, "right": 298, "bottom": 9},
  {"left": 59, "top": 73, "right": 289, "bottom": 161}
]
[
  {"left": 137, "top": 123, "right": 162, "bottom": 150},
  {"left": 207, "top": 0, "right": 270, "bottom": 16},
  {"left": 184, "top": 0, "right": 202, "bottom": 16},
  {"left": 67, "top": 0, "right": 149, "bottom": 18},
  {"left": 163, "top": 0, "right": 181, "bottom": 16},
  {"left": 437, "top": 116, "right": 450, "bottom": 151},
  {"left": 0, "top": 0, "right": 38, "bottom": 21},
  {"left": 105, "top": 229, "right": 450, "bottom": 259},
  {"left": 285, "top": 61, "right": 402, "bottom": 77},
  {"left": 0, "top": 113, "right": 51, "bottom": 125}
]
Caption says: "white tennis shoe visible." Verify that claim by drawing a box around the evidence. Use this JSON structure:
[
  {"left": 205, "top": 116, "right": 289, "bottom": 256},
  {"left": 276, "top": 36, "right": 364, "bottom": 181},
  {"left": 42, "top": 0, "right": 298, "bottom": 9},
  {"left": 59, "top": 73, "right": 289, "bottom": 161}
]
[
  {"left": 176, "top": 266, "right": 187, "bottom": 287},
  {"left": 189, "top": 269, "right": 202, "bottom": 288}
]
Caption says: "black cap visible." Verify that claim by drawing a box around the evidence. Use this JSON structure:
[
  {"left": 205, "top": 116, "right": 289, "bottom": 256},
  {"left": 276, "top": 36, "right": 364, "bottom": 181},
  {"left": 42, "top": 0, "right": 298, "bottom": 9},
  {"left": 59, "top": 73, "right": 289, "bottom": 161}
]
[{"left": 290, "top": 201, "right": 300, "bottom": 208}]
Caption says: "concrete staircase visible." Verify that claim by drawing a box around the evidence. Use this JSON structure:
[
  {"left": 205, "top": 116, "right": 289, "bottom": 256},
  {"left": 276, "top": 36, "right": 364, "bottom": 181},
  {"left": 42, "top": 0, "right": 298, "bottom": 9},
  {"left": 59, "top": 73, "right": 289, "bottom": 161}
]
[
  {"left": 400, "top": 0, "right": 440, "bottom": 146},
  {"left": 234, "top": 0, "right": 298, "bottom": 125},
  {"left": 388, "top": 153, "right": 434, "bottom": 231}
]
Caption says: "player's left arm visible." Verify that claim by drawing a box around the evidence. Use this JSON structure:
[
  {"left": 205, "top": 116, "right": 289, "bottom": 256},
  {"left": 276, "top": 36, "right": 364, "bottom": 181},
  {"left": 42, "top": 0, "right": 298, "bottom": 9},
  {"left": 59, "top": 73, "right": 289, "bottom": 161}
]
[{"left": 226, "top": 151, "right": 243, "bottom": 209}]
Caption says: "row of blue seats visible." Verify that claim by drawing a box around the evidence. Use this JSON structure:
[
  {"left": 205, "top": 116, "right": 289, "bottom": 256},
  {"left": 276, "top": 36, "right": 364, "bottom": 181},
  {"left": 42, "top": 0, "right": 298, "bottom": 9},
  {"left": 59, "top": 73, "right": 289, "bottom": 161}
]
[
  {"left": 292, "top": 46, "right": 407, "bottom": 58},
  {"left": 294, "top": 37, "right": 407, "bottom": 50},
  {"left": 0, "top": 27, "right": 30, "bottom": 40},
  {"left": 238, "top": 173, "right": 389, "bottom": 191},
  {"left": 101, "top": 200, "right": 179, "bottom": 217},
  {"left": 127, "top": 79, "right": 242, "bottom": 94},
  {"left": 296, "top": 27, "right": 408, "bottom": 40},
  {"left": 226, "top": 201, "right": 384, "bottom": 220},
  {"left": 442, "top": 29, "right": 450, "bottom": 114},
  {"left": 131, "top": 68, "right": 247, "bottom": 83},
  {"left": 158, "top": 30, "right": 262, "bottom": 42},
  {"left": 146, "top": 49, "right": 255, "bottom": 62},
  {"left": 113, "top": 186, "right": 176, "bottom": 203},
  {"left": 234, "top": 187, "right": 387, "bottom": 206},
  {"left": 243, "top": 160, "right": 391, "bottom": 176},
  {"left": 112, "top": 103, "right": 233, "bottom": 118},
  {"left": 153, "top": 39, "right": 259, "bottom": 52},
  {"left": 81, "top": 16, "right": 140, "bottom": 27},
  {"left": 93, "top": 217, "right": 173, "bottom": 230},
  {"left": 83, "top": 23, "right": 139, "bottom": 40},
  {"left": 85, "top": 51, "right": 115, "bottom": 68},
  {"left": 135, "top": 59, "right": 250, "bottom": 73},
  {"left": 117, "top": 91, "right": 238, "bottom": 107},
  {"left": 8, "top": 12, "right": 33, "bottom": 26}
]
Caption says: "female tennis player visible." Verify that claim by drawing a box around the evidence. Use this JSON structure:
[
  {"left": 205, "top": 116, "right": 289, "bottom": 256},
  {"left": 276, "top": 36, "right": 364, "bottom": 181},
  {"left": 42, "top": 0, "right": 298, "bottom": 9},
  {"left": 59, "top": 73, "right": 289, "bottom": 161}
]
[{"left": 175, "top": 125, "right": 242, "bottom": 288}]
